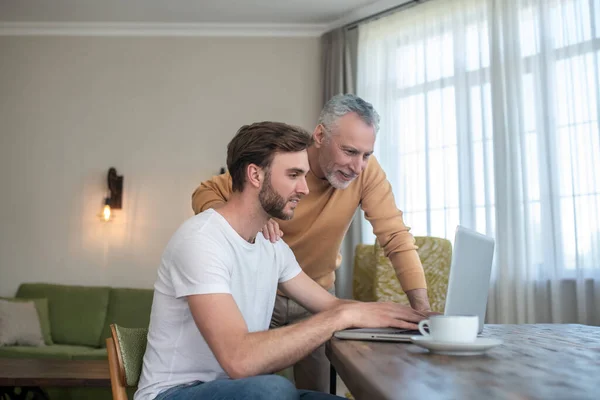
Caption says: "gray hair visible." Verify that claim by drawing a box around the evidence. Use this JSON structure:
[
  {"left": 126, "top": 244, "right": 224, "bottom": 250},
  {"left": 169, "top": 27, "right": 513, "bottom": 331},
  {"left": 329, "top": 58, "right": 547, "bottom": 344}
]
[{"left": 318, "top": 94, "right": 380, "bottom": 136}]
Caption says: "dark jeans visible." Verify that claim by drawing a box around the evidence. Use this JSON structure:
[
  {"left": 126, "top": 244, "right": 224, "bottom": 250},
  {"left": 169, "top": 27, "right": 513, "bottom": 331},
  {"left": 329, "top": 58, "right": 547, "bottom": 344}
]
[{"left": 154, "top": 375, "right": 343, "bottom": 400}]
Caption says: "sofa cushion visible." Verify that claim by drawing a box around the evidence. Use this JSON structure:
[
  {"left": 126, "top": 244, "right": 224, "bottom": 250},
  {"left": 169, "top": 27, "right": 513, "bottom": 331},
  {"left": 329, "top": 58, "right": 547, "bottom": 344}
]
[
  {"left": 0, "top": 344, "right": 95, "bottom": 359},
  {"left": 99, "top": 288, "right": 153, "bottom": 347},
  {"left": 16, "top": 283, "right": 111, "bottom": 347},
  {"left": 0, "top": 299, "right": 45, "bottom": 347},
  {"left": 0, "top": 297, "right": 53, "bottom": 345}
]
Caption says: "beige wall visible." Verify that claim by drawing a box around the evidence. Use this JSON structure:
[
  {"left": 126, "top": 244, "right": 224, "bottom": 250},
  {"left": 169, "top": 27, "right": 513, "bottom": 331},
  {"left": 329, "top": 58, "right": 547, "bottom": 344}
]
[{"left": 0, "top": 35, "right": 321, "bottom": 296}]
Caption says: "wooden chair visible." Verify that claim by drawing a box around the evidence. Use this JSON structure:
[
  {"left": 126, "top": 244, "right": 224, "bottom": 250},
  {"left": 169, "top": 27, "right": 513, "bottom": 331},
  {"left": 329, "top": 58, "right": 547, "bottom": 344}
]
[{"left": 106, "top": 324, "right": 148, "bottom": 400}]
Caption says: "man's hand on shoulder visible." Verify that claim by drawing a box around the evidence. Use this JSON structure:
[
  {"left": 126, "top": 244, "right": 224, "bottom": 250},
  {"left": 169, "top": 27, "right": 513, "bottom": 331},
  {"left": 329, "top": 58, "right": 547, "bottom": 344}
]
[{"left": 262, "top": 219, "right": 283, "bottom": 243}]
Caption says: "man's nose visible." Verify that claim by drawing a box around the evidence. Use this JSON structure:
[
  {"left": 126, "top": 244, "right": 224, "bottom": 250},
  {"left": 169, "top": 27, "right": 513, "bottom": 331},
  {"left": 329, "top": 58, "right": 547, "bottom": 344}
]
[
  {"left": 297, "top": 177, "right": 309, "bottom": 196},
  {"left": 350, "top": 157, "right": 363, "bottom": 175}
]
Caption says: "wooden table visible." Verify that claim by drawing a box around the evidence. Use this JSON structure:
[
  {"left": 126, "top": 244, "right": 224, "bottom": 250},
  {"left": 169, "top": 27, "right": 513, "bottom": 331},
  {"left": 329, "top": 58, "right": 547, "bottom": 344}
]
[
  {"left": 327, "top": 324, "right": 600, "bottom": 400},
  {"left": 0, "top": 359, "right": 110, "bottom": 399}
]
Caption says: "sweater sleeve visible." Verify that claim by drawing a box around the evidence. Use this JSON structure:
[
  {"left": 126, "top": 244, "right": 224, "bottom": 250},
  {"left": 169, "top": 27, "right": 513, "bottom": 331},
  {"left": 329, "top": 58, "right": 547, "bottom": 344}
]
[
  {"left": 360, "top": 157, "right": 427, "bottom": 291},
  {"left": 191, "top": 173, "right": 233, "bottom": 214}
]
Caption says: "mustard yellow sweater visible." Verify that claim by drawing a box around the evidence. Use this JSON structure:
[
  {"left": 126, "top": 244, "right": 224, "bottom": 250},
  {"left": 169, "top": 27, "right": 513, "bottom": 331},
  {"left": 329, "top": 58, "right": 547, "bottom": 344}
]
[{"left": 192, "top": 156, "right": 426, "bottom": 292}]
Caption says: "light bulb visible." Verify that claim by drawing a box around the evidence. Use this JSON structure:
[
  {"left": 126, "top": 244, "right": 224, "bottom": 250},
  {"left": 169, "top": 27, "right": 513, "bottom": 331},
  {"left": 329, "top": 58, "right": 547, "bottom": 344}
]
[{"left": 103, "top": 204, "right": 111, "bottom": 222}]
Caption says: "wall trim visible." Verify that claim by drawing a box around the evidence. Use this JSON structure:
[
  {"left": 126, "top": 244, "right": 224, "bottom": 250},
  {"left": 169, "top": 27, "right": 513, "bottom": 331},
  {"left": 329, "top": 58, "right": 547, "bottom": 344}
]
[{"left": 0, "top": 22, "right": 328, "bottom": 37}]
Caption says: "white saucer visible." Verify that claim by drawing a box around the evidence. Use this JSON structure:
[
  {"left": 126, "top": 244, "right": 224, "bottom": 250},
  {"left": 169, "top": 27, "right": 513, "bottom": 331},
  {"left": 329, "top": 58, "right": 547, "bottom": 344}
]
[{"left": 410, "top": 336, "right": 503, "bottom": 356}]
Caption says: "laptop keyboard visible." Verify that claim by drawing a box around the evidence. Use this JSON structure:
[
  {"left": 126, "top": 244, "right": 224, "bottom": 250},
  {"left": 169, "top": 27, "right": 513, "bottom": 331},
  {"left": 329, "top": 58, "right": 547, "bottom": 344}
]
[
  {"left": 346, "top": 328, "right": 422, "bottom": 334},
  {"left": 394, "top": 329, "right": 421, "bottom": 335}
]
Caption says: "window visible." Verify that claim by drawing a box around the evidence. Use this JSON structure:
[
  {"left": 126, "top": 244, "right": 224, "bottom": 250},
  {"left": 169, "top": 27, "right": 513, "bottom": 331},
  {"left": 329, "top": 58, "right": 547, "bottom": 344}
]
[{"left": 358, "top": 0, "right": 600, "bottom": 275}]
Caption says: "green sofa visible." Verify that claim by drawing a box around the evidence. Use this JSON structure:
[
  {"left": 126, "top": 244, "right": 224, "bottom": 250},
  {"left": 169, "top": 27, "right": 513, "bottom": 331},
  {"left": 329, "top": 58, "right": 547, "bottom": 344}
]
[{"left": 0, "top": 283, "right": 154, "bottom": 400}]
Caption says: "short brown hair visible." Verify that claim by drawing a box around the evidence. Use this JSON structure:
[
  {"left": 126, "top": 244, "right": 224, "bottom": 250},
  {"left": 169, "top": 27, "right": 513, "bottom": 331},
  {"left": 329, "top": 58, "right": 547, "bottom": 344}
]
[{"left": 227, "top": 122, "right": 313, "bottom": 192}]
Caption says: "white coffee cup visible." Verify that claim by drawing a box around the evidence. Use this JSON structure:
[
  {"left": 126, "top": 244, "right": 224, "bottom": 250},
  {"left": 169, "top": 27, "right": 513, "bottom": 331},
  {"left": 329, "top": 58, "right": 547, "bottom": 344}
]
[{"left": 418, "top": 315, "right": 479, "bottom": 343}]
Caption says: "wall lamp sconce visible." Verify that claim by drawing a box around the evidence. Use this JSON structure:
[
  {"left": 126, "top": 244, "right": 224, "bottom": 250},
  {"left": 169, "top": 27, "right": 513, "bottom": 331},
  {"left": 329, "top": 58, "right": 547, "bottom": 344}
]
[{"left": 101, "top": 167, "right": 123, "bottom": 222}]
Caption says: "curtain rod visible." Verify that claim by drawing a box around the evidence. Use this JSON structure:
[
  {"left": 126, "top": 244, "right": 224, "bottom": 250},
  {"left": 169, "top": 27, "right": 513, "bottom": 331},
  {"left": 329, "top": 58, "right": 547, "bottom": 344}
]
[{"left": 345, "top": 0, "right": 427, "bottom": 31}]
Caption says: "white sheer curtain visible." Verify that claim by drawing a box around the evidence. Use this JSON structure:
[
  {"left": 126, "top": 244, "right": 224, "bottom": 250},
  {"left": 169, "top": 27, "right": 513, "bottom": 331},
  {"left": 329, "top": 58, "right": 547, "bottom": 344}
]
[{"left": 358, "top": 0, "right": 600, "bottom": 325}]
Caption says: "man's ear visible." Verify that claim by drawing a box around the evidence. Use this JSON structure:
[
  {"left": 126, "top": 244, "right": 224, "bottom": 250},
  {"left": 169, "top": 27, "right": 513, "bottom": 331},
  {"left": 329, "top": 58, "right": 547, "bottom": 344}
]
[
  {"left": 246, "top": 164, "right": 264, "bottom": 189},
  {"left": 313, "top": 124, "right": 327, "bottom": 148}
]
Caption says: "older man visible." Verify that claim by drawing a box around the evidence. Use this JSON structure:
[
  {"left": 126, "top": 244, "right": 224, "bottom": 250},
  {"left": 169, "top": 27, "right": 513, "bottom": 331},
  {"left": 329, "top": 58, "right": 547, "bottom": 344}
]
[{"left": 191, "top": 95, "right": 431, "bottom": 392}]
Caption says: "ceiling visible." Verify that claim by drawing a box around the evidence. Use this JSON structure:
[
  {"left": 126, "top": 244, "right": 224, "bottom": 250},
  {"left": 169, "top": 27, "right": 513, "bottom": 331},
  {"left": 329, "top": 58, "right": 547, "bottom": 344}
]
[{"left": 0, "top": 0, "right": 381, "bottom": 25}]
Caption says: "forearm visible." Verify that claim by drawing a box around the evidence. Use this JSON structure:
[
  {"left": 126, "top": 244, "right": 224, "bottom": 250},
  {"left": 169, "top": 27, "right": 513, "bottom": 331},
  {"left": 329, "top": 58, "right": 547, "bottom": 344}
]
[
  {"left": 229, "top": 308, "right": 345, "bottom": 378},
  {"left": 389, "top": 251, "right": 427, "bottom": 291},
  {"left": 389, "top": 251, "right": 430, "bottom": 311},
  {"left": 405, "top": 288, "right": 431, "bottom": 311},
  {"left": 308, "top": 294, "right": 356, "bottom": 314},
  {"left": 207, "top": 294, "right": 426, "bottom": 379}
]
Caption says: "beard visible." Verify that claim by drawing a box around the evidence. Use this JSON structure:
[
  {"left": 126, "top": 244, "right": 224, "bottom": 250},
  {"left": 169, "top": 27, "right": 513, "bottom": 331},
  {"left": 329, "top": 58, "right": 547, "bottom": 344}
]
[
  {"left": 258, "top": 174, "right": 294, "bottom": 220},
  {"left": 318, "top": 147, "right": 356, "bottom": 189},
  {"left": 325, "top": 170, "right": 353, "bottom": 189},
  {"left": 323, "top": 163, "right": 357, "bottom": 189}
]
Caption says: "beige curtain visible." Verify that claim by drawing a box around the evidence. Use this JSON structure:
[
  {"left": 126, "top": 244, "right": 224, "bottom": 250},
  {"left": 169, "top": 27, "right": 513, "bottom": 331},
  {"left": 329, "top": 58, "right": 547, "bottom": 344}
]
[
  {"left": 321, "top": 27, "right": 360, "bottom": 299},
  {"left": 322, "top": 27, "right": 358, "bottom": 102}
]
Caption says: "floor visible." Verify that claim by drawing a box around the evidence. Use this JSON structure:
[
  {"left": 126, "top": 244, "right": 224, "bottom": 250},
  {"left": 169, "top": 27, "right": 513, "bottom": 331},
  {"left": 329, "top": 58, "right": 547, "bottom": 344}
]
[{"left": 336, "top": 374, "right": 352, "bottom": 398}]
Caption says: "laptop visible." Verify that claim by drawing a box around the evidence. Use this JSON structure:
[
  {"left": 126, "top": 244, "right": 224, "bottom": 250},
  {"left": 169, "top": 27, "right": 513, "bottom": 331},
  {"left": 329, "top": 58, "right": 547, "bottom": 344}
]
[{"left": 333, "top": 225, "right": 495, "bottom": 342}]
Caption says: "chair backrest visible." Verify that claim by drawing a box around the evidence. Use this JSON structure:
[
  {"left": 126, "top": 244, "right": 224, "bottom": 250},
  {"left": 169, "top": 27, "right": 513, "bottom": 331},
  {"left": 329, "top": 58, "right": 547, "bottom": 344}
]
[
  {"left": 353, "top": 243, "right": 379, "bottom": 302},
  {"left": 106, "top": 324, "right": 148, "bottom": 400},
  {"left": 353, "top": 236, "right": 453, "bottom": 312}
]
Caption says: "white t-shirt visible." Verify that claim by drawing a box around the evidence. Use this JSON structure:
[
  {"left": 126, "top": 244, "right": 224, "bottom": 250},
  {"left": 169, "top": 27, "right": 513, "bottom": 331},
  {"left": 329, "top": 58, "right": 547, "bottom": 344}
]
[{"left": 134, "top": 209, "right": 302, "bottom": 400}]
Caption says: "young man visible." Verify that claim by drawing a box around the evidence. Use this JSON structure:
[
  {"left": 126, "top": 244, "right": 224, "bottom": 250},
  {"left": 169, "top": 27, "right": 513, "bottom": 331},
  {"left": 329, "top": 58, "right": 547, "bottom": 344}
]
[
  {"left": 191, "top": 95, "right": 432, "bottom": 391},
  {"left": 135, "top": 122, "right": 425, "bottom": 400}
]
